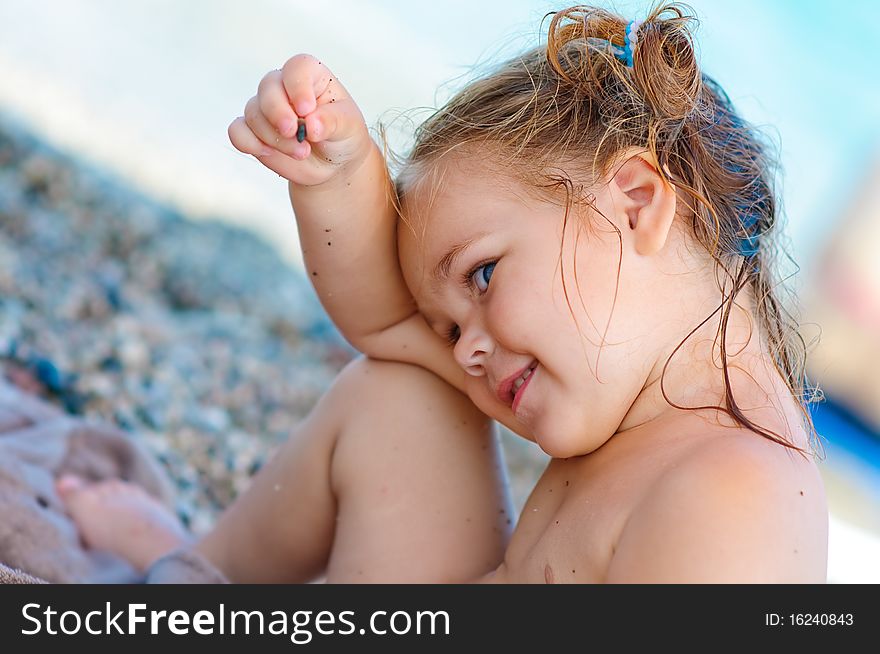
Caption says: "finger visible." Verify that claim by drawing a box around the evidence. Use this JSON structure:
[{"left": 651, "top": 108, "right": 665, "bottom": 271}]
[
  {"left": 257, "top": 69, "right": 298, "bottom": 138},
  {"left": 302, "top": 97, "right": 366, "bottom": 144},
  {"left": 229, "top": 117, "right": 331, "bottom": 185},
  {"left": 279, "top": 53, "right": 345, "bottom": 118},
  {"left": 243, "top": 96, "right": 309, "bottom": 159},
  {"left": 259, "top": 145, "right": 340, "bottom": 188},
  {"left": 229, "top": 116, "right": 313, "bottom": 170},
  {"left": 228, "top": 116, "right": 277, "bottom": 158}
]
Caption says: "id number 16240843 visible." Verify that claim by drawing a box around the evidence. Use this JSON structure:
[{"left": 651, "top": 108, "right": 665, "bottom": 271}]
[{"left": 765, "top": 613, "right": 854, "bottom": 627}]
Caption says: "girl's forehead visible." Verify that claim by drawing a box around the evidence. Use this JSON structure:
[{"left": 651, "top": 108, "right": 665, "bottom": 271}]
[
  {"left": 400, "top": 173, "right": 512, "bottom": 260},
  {"left": 399, "top": 157, "right": 535, "bottom": 228},
  {"left": 397, "top": 183, "right": 470, "bottom": 278},
  {"left": 398, "top": 165, "right": 505, "bottom": 294}
]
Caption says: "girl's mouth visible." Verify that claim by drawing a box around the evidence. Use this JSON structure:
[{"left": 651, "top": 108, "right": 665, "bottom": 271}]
[{"left": 511, "top": 363, "right": 537, "bottom": 415}]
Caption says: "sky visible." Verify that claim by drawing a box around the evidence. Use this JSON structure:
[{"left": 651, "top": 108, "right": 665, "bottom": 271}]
[
  {"left": 376, "top": 0, "right": 880, "bottom": 271},
  {"left": 0, "top": 0, "right": 878, "bottom": 275}
]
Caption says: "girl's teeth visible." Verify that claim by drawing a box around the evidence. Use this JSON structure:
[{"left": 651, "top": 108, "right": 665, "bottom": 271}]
[{"left": 512, "top": 366, "right": 534, "bottom": 392}]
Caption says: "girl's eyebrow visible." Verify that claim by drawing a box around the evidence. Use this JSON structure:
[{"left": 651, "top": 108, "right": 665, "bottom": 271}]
[{"left": 432, "top": 231, "right": 490, "bottom": 283}]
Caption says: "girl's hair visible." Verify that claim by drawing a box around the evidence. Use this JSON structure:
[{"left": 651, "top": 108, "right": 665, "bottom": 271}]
[{"left": 396, "top": 3, "right": 822, "bottom": 455}]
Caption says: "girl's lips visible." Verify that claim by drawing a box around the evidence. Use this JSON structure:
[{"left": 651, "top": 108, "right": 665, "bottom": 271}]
[
  {"left": 511, "top": 364, "right": 536, "bottom": 416},
  {"left": 495, "top": 360, "right": 537, "bottom": 406}
]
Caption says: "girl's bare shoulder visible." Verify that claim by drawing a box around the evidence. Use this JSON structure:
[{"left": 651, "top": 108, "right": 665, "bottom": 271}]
[{"left": 604, "top": 426, "right": 828, "bottom": 582}]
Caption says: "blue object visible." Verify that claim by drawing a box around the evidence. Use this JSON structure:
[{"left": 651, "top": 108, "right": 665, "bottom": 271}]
[
  {"left": 738, "top": 223, "right": 761, "bottom": 258},
  {"left": 33, "top": 358, "right": 63, "bottom": 393},
  {"left": 607, "top": 20, "right": 761, "bottom": 259},
  {"left": 811, "top": 397, "right": 880, "bottom": 474},
  {"left": 612, "top": 20, "right": 642, "bottom": 67}
]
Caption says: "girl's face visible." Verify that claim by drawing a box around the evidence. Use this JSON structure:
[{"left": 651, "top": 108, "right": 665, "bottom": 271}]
[{"left": 398, "top": 157, "right": 694, "bottom": 457}]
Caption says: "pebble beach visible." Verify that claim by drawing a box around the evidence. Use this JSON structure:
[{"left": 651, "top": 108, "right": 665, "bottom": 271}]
[
  {"left": 0, "top": 115, "right": 359, "bottom": 534},
  {"left": 0, "top": 115, "right": 546, "bottom": 535}
]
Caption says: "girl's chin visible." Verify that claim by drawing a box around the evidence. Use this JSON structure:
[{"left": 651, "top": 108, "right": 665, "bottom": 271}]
[
  {"left": 501, "top": 416, "right": 596, "bottom": 459},
  {"left": 498, "top": 403, "right": 546, "bottom": 444},
  {"left": 494, "top": 414, "right": 533, "bottom": 440},
  {"left": 530, "top": 412, "right": 599, "bottom": 458},
  {"left": 535, "top": 435, "right": 591, "bottom": 458}
]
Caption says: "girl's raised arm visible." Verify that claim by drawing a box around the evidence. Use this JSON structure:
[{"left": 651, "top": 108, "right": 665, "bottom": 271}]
[{"left": 229, "top": 55, "right": 466, "bottom": 393}]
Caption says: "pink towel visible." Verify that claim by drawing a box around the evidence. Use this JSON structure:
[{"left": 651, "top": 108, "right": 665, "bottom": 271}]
[{"left": 0, "top": 375, "right": 175, "bottom": 583}]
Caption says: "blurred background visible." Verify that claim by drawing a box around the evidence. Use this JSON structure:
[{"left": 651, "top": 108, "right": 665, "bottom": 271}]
[{"left": 0, "top": 0, "right": 877, "bottom": 582}]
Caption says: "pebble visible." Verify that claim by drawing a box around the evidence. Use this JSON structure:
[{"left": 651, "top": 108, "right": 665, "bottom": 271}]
[
  {"left": 0, "top": 115, "right": 356, "bottom": 531},
  {"left": 0, "top": 114, "right": 547, "bottom": 530}
]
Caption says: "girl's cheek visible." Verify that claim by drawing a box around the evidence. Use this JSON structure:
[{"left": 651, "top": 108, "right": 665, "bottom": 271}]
[
  {"left": 485, "top": 290, "right": 519, "bottom": 342},
  {"left": 466, "top": 379, "right": 500, "bottom": 417},
  {"left": 489, "top": 271, "right": 529, "bottom": 321}
]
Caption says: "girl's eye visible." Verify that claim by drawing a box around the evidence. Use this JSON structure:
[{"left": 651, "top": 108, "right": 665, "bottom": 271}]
[
  {"left": 446, "top": 324, "right": 460, "bottom": 345},
  {"left": 469, "top": 261, "right": 496, "bottom": 293}
]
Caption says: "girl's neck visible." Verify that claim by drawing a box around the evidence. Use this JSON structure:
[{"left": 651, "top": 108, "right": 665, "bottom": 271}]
[{"left": 617, "top": 277, "right": 804, "bottom": 448}]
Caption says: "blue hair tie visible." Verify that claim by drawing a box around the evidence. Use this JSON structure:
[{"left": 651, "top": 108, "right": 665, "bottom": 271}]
[
  {"left": 612, "top": 20, "right": 642, "bottom": 67},
  {"left": 738, "top": 231, "right": 760, "bottom": 258},
  {"left": 737, "top": 211, "right": 761, "bottom": 260}
]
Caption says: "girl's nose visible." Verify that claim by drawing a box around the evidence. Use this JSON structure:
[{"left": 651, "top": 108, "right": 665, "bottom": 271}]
[{"left": 453, "top": 324, "right": 494, "bottom": 376}]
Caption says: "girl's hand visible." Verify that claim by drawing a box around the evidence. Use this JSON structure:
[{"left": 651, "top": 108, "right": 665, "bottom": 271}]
[{"left": 228, "top": 54, "right": 372, "bottom": 187}]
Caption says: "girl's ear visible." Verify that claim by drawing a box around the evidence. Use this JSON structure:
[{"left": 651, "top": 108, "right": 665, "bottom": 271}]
[{"left": 610, "top": 155, "right": 677, "bottom": 256}]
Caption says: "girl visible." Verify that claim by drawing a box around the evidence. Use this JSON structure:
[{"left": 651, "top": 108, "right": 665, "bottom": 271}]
[{"left": 60, "top": 3, "right": 827, "bottom": 582}]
